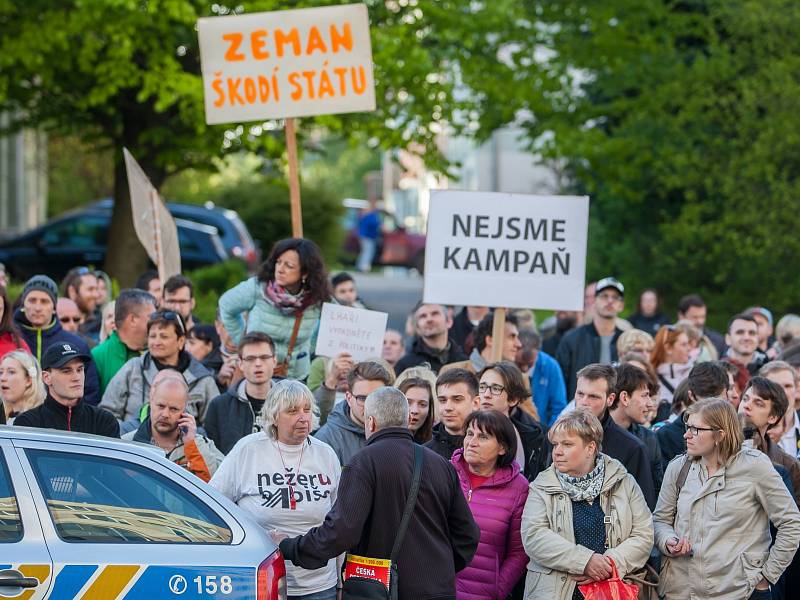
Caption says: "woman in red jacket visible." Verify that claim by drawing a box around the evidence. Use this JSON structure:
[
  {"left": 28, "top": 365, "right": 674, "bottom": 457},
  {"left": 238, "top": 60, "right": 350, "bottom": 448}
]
[
  {"left": 452, "top": 410, "right": 530, "bottom": 600},
  {"left": 0, "top": 287, "right": 29, "bottom": 359}
]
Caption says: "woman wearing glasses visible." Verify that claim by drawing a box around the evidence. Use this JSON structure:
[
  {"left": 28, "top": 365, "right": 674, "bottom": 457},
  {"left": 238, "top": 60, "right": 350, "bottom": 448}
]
[
  {"left": 477, "top": 362, "right": 547, "bottom": 481},
  {"left": 219, "top": 238, "right": 329, "bottom": 381},
  {"left": 653, "top": 398, "right": 800, "bottom": 600},
  {"left": 101, "top": 310, "right": 220, "bottom": 433}
]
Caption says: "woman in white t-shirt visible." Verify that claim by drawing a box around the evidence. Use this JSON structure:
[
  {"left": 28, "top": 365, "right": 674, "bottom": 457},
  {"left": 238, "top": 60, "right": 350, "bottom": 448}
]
[{"left": 211, "top": 379, "right": 341, "bottom": 600}]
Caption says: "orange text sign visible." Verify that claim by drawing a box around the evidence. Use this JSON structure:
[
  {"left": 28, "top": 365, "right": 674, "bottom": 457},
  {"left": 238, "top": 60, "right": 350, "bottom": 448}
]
[
  {"left": 343, "top": 554, "right": 391, "bottom": 589},
  {"left": 197, "top": 3, "right": 375, "bottom": 125}
]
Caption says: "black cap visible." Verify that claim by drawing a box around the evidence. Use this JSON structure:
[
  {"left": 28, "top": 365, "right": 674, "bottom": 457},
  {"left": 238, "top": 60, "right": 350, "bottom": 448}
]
[{"left": 41, "top": 342, "right": 91, "bottom": 370}]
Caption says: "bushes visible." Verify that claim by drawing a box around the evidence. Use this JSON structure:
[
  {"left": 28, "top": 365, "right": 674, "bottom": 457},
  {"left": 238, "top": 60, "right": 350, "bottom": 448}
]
[{"left": 185, "top": 260, "right": 249, "bottom": 325}]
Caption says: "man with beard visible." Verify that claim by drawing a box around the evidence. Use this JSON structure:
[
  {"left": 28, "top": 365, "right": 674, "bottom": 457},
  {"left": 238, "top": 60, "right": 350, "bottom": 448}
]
[
  {"left": 124, "top": 369, "right": 223, "bottom": 482},
  {"left": 63, "top": 267, "right": 101, "bottom": 341},
  {"left": 14, "top": 275, "right": 101, "bottom": 405},
  {"left": 556, "top": 277, "right": 625, "bottom": 399},
  {"left": 394, "top": 303, "right": 467, "bottom": 374}
]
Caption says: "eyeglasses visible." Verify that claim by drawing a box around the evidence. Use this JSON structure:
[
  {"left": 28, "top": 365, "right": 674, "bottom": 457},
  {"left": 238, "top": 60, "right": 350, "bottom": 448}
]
[
  {"left": 478, "top": 383, "right": 506, "bottom": 396},
  {"left": 241, "top": 354, "right": 274, "bottom": 363},
  {"left": 351, "top": 394, "right": 368, "bottom": 404},
  {"left": 149, "top": 310, "right": 186, "bottom": 335},
  {"left": 682, "top": 413, "right": 718, "bottom": 437},
  {"left": 59, "top": 316, "right": 82, "bottom": 324},
  {"left": 71, "top": 267, "right": 91, "bottom": 276}
]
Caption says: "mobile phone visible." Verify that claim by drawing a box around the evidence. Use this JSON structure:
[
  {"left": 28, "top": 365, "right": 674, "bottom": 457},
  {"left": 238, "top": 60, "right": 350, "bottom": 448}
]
[{"left": 180, "top": 412, "right": 189, "bottom": 435}]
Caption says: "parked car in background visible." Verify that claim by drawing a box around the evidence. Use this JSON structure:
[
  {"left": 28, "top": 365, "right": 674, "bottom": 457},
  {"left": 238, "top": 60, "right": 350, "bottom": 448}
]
[
  {"left": 0, "top": 200, "right": 257, "bottom": 281},
  {"left": 0, "top": 426, "right": 287, "bottom": 599},
  {"left": 92, "top": 198, "right": 261, "bottom": 268},
  {"left": 341, "top": 198, "right": 427, "bottom": 272}
]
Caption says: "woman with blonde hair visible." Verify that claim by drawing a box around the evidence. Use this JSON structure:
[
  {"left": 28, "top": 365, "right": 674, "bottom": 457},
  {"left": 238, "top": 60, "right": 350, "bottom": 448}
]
[
  {"left": 654, "top": 398, "right": 800, "bottom": 599},
  {"left": 211, "top": 379, "right": 341, "bottom": 600},
  {"left": 0, "top": 350, "right": 45, "bottom": 422},
  {"left": 616, "top": 329, "right": 655, "bottom": 358},
  {"left": 522, "top": 408, "right": 653, "bottom": 599}
]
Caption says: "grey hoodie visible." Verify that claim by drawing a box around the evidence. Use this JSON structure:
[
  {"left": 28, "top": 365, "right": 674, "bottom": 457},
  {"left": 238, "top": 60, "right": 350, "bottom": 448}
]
[{"left": 313, "top": 400, "right": 366, "bottom": 465}]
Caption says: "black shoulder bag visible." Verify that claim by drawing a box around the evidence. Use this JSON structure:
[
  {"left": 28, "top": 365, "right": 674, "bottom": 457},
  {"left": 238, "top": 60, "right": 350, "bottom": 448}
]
[{"left": 341, "top": 444, "right": 424, "bottom": 600}]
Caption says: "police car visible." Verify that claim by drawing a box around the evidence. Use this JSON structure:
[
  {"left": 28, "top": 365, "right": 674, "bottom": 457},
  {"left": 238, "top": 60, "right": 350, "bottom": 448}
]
[{"left": 0, "top": 426, "right": 286, "bottom": 599}]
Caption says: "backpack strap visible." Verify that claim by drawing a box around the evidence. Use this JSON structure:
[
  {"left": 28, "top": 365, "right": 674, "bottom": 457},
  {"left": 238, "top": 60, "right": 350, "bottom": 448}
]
[
  {"left": 675, "top": 454, "right": 693, "bottom": 497},
  {"left": 390, "top": 444, "right": 424, "bottom": 562},
  {"left": 657, "top": 373, "right": 676, "bottom": 395}
]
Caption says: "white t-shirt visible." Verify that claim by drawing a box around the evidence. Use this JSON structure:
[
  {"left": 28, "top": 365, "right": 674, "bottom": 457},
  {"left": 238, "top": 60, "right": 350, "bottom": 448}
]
[{"left": 211, "top": 432, "right": 341, "bottom": 596}]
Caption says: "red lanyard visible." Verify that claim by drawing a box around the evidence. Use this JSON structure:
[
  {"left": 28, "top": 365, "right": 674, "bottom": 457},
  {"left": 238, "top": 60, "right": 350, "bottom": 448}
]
[{"left": 276, "top": 440, "right": 305, "bottom": 510}]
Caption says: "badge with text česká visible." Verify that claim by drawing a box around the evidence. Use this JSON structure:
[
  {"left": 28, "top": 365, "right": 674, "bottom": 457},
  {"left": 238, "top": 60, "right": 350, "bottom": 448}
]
[{"left": 343, "top": 554, "right": 391, "bottom": 589}]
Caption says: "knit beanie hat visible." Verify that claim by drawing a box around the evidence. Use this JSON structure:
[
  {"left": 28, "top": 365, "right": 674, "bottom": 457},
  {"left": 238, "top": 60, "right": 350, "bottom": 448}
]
[{"left": 22, "top": 275, "right": 58, "bottom": 305}]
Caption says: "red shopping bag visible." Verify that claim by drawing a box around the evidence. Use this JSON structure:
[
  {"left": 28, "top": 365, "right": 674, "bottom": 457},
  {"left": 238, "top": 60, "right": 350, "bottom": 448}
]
[{"left": 578, "top": 558, "right": 639, "bottom": 600}]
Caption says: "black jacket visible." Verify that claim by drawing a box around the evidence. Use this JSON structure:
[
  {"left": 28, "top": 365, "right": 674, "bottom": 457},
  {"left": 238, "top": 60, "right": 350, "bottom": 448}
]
[
  {"left": 395, "top": 337, "right": 467, "bottom": 375},
  {"left": 555, "top": 323, "right": 623, "bottom": 399},
  {"left": 628, "top": 312, "right": 670, "bottom": 336},
  {"left": 600, "top": 411, "right": 656, "bottom": 509},
  {"left": 449, "top": 308, "right": 477, "bottom": 352},
  {"left": 629, "top": 422, "right": 664, "bottom": 495},
  {"left": 424, "top": 422, "right": 465, "bottom": 461},
  {"left": 203, "top": 382, "right": 256, "bottom": 455},
  {"left": 14, "top": 394, "right": 119, "bottom": 438},
  {"left": 509, "top": 407, "right": 547, "bottom": 481},
  {"left": 280, "top": 427, "right": 480, "bottom": 600},
  {"left": 704, "top": 327, "right": 726, "bottom": 356},
  {"left": 656, "top": 415, "right": 687, "bottom": 469}
]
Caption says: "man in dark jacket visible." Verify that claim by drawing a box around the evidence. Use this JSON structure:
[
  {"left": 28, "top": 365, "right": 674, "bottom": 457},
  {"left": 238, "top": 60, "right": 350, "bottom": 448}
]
[
  {"left": 315, "top": 361, "right": 394, "bottom": 465},
  {"left": 13, "top": 275, "right": 101, "bottom": 405},
  {"left": 280, "top": 386, "right": 480, "bottom": 600},
  {"left": 657, "top": 361, "right": 729, "bottom": 467},
  {"left": 425, "top": 369, "right": 479, "bottom": 461},
  {"left": 15, "top": 343, "right": 119, "bottom": 438},
  {"left": 556, "top": 277, "right": 625, "bottom": 399},
  {"left": 677, "top": 293, "right": 726, "bottom": 356},
  {"left": 611, "top": 363, "right": 664, "bottom": 494},
  {"left": 204, "top": 332, "right": 276, "bottom": 454},
  {"left": 574, "top": 364, "right": 656, "bottom": 509},
  {"left": 395, "top": 303, "right": 467, "bottom": 374}
]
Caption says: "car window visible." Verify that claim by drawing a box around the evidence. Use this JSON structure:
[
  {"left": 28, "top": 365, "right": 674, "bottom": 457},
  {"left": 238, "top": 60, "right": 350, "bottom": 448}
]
[
  {"left": 41, "top": 217, "right": 108, "bottom": 248},
  {"left": 0, "top": 454, "right": 23, "bottom": 543},
  {"left": 177, "top": 227, "right": 202, "bottom": 253},
  {"left": 26, "top": 449, "right": 232, "bottom": 545}
]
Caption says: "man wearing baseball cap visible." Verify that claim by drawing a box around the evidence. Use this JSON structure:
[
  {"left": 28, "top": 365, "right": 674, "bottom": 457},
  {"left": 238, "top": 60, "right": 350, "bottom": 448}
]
[
  {"left": 745, "top": 306, "right": 777, "bottom": 357},
  {"left": 13, "top": 342, "right": 119, "bottom": 438},
  {"left": 12, "top": 274, "right": 101, "bottom": 405},
  {"left": 556, "top": 277, "right": 626, "bottom": 398}
]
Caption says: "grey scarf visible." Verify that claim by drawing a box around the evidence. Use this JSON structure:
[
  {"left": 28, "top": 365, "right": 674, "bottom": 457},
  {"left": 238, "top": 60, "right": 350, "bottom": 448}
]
[{"left": 556, "top": 455, "right": 605, "bottom": 502}]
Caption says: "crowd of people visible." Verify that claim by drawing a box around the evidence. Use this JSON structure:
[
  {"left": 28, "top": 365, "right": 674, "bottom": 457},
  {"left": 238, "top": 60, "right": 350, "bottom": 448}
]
[{"left": 1, "top": 242, "right": 800, "bottom": 600}]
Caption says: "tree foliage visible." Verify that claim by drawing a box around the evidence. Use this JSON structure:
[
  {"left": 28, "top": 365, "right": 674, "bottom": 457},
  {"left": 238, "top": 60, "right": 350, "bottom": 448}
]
[
  {"left": 500, "top": 0, "right": 800, "bottom": 325},
  {"left": 0, "top": 0, "right": 514, "bottom": 283}
]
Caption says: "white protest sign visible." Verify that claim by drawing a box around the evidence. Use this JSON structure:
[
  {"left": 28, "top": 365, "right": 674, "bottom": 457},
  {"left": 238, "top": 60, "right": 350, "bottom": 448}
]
[
  {"left": 423, "top": 190, "right": 589, "bottom": 310},
  {"left": 197, "top": 3, "right": 375, "bottom": 124},
  {"left": 315, "top": 303, "right": 388, "bottom": 362},
  {"left": 123, "top": 148, "right": 181, "bottom": 281}
]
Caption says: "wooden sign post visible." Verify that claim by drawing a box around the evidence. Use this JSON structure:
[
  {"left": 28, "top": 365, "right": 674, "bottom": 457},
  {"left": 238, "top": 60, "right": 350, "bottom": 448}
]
[
  {"left": 490, "top": 307, "right": 507, "bottom": 363},
  {"left": 285, "top": 118, "right": 303, "bottom": 238}
]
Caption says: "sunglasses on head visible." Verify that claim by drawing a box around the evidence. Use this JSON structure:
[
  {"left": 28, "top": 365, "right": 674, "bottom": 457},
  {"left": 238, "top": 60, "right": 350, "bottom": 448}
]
[{"left": 149, "top": 310, "right": 186, "bottom": 335}]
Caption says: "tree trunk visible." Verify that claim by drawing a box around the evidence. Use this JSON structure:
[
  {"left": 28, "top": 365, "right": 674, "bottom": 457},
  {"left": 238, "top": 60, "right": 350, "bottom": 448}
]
[{"left": 104, "top": 151, "right": 149, "bottom": 286}]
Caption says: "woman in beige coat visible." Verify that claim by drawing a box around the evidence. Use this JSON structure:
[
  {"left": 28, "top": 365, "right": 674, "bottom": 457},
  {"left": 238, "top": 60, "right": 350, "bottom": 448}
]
[
  {"left": 654, "top": 397, "right": 800, "bottom": 600},
  {"left": 521, "top": 408, "right": 653, "bottom": 600}
]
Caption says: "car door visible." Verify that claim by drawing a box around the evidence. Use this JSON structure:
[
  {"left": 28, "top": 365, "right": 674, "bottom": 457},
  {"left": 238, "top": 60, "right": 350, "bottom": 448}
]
[
  {"left": 38, "top": 215, "right": 108, "bottom": 278},
  {"left": 13, "top": 439, "right": 269, "bottom": 600},
  {"left": 0, "top": 439, "right": 53, "bottom": 600}
]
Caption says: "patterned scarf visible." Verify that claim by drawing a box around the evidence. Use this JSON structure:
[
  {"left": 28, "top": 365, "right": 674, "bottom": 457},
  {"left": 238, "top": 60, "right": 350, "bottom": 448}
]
[
  {"left": 556, "top": 455, "right": 606, "bottom": 502},
  {"left": 264, "top": 280, "right": 310, "bottom": 316}
]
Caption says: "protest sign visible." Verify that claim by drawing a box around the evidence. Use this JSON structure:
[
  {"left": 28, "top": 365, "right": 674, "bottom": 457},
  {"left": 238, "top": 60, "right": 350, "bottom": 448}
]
[
  {"left": 423, "top": 190, "right": 589, "bottom": 311},
  {"left": 197, "top": 3, "right": 375, "bottom": 124},
  {"left": 123, "top": 148, "right": 181, "bottom": 282},
  {"left": 315, "top": 303, "right": 388, "bottom": 362}
]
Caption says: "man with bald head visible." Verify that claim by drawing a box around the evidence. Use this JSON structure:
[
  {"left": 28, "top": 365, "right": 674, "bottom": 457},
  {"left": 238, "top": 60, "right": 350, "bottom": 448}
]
[
  {"left": 56, "top": 298, "right": 83, "bottom": 334},
  {"left": 123, "top": 369, "right": 223, "bottom": 482}
]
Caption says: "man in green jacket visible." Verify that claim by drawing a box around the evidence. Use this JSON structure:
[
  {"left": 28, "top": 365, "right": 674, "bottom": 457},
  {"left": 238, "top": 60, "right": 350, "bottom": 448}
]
[{"left": 91, "top": 289, "right": 156, "bottom": 393}]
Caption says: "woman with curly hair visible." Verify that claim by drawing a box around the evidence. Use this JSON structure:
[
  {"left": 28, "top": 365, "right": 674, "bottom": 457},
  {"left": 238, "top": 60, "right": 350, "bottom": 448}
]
[{"left": 218, "top": 238, "right": 329, "bottom": 380}]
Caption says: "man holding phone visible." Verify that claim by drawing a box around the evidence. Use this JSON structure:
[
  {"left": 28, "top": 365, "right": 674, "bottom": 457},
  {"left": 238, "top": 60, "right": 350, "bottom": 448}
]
[{"left": 123, "top": 369, "right": 224, "bottom": 482}]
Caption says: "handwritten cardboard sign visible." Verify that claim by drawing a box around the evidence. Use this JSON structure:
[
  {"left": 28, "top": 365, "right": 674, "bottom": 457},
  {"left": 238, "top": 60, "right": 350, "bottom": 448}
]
[
  {"left": 315, "top": 303, "right": 388, "bottom": 362},
  {"left": 197, "top": 3, "right": 375, "bottom": 124},
  {"left": 423, "top": 190, "right": 590, "bottom": 311}
]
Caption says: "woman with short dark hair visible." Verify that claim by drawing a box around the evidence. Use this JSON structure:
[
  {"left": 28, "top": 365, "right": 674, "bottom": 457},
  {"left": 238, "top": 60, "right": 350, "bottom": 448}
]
[
  {"left": 219, "top": 238, "right": 329, "bottom": 380},
  {"left": 452, "top": 410, "right": 530, "bottom": 599}
]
